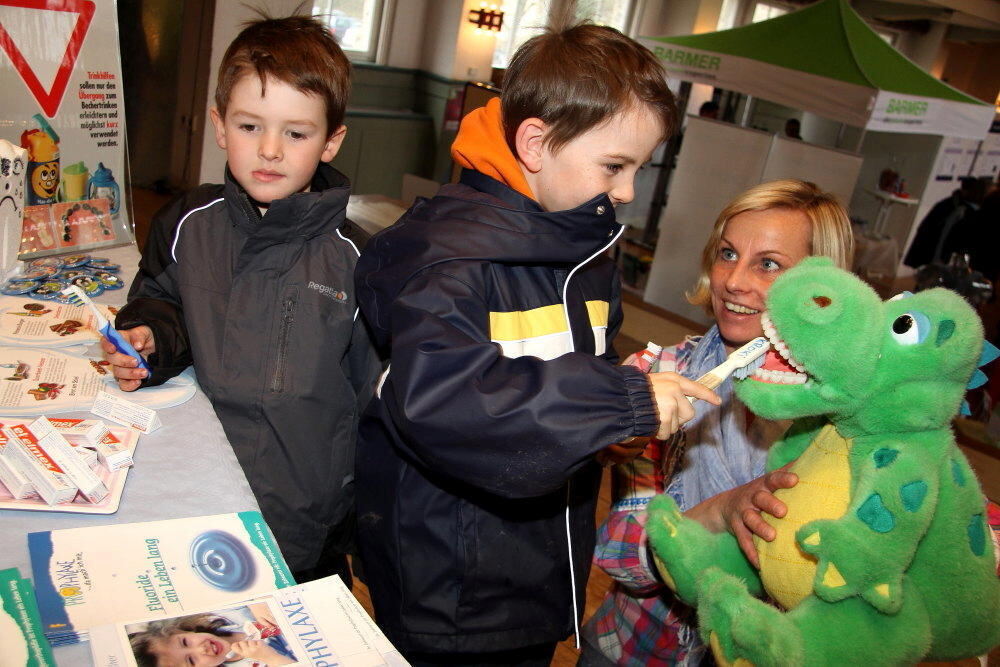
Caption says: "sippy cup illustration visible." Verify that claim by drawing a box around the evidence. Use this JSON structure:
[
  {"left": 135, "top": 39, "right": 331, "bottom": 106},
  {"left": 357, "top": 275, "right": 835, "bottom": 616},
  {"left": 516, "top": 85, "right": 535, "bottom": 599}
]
[
  {"left": 87, "top": 162, "right": 120, "bottom": 214},
  {"left": 20, "top": 114, "right": 60, "bottom": 206},
  {"left": 59, "top": 162, "right": 89, "bottom": 202}
]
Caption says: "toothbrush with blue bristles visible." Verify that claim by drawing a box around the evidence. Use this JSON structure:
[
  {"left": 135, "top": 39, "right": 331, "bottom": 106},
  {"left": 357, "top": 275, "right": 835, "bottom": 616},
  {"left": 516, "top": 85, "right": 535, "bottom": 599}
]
[
  {"left": 60, "top": 285, "right": 151, "bottom": 372},
  {"left": 687, "top": 336, "right": 770, "bottom": 403}
]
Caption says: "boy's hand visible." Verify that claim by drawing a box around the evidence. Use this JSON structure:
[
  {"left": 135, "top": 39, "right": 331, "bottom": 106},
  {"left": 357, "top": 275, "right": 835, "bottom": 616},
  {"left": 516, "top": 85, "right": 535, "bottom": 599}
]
[
  {"left": 595, "top": 436, "right": 649, "bottom": 466},
  {"left": 647, "top": 371, "right": 719, "bottom": 440},
  {"left": 101, "top": 326, "right": 154, "bottom": 392}
]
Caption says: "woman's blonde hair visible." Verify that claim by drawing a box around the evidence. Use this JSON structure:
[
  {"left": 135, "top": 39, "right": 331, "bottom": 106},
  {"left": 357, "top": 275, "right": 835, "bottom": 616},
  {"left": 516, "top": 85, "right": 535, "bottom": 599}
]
[{"left": 687, "top": 179, "right": 854, "bottom": 312}]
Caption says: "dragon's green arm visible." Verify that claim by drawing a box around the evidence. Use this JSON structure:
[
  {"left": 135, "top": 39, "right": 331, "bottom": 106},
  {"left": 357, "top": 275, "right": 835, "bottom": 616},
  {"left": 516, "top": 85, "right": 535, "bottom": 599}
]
[
  {"left": 796, "top": 433, "right": 943, "bottom": 614},
  {"left": 766, "top": 416, "right": 826, "bottom": 471}
]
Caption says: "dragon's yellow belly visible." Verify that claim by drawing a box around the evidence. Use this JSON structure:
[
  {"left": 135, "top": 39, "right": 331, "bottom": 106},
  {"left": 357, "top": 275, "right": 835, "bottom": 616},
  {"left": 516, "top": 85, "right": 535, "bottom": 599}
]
[{"left": 755, "top": 423, "right": 852, "bottom": 609}]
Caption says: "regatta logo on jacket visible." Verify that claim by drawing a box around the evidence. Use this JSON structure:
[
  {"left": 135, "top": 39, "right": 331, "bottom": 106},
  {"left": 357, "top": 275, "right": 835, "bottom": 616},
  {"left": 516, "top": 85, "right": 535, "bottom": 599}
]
[{"left": 308, "top": 281, "right": 348, "bottom": 303}]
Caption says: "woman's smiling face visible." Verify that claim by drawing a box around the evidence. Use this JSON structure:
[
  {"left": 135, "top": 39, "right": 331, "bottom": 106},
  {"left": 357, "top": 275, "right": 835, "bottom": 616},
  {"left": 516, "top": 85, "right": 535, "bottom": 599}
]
[{"left": 709, "top": 207, "right": 812, "bottom": 352}]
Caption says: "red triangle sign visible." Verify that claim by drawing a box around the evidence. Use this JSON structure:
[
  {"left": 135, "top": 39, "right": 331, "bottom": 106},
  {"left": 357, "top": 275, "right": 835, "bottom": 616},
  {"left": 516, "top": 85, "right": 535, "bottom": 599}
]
[{"left": 0, "top": 0, "right": 96, "bottom": 118}]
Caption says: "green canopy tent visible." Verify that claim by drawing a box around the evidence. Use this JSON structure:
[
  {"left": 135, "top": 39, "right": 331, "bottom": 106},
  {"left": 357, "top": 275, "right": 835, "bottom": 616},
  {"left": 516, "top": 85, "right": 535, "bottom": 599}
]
[{"left": 639, "top": 0, "right": 993, "bottom": 140}]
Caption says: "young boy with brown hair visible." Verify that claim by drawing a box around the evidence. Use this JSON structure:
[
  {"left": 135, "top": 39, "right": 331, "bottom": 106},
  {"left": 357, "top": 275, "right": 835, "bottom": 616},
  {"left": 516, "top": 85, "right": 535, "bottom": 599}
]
[
  {"left": 103, "top": 15, "right": 380, "bottom": 584},
  {"left": 354, "top": 23, "right": 718, "bottom": 664}
]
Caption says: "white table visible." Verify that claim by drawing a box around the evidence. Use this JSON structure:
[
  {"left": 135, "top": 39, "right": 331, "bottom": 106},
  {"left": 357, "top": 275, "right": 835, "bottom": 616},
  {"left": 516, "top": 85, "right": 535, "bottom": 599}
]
[
  {"left": 347, "top": 194, "right": 407, "bottom": 237},
  {"left": 865, "top": 188, "right": 920, "bottom": 238},
  {"left": 0, "top": 243, "right": 260, "bottom": 665}
]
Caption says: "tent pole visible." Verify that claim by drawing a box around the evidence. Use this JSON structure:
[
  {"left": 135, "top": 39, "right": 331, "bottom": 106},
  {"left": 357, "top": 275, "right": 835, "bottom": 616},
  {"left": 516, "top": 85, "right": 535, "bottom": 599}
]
[
  {"left": 740, "top": 94, "right": 754, "bottom": 127},
  {"left": 641, "top": 80, "right": 691, "bottom": 246}
]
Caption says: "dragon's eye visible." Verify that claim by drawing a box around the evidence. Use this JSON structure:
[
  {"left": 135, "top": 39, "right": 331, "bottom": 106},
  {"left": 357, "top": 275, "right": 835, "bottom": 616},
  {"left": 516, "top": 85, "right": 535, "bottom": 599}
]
[{"left": 890, "top": 311, "right": 929, "bottom": 345}]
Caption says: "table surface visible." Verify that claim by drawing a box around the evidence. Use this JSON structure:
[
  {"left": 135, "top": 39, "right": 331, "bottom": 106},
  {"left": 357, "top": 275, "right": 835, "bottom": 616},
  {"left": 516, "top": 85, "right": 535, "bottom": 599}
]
[
  {"left": 0, "top": 243, "right": 260, "bottom": 664},
  {"left": 347, "top": 193, "right": 408, "bottom": 237},
  {"left": 865, "top": 187, "right": 921, "bottom": 206}
]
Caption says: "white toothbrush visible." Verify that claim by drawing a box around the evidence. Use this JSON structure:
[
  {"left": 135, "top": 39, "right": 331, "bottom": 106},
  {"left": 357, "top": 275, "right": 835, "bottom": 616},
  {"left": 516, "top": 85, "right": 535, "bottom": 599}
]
[
  {"left": 687, "top": 336, "right": 770, "bottom": 403},
  {"left": 60, "top": 285, "right": 151, "bottom": 372}
]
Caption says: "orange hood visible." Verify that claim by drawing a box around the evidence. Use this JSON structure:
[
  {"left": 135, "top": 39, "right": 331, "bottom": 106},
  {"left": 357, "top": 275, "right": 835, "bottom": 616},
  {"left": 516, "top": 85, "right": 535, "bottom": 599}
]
[{"left": 450, "top": 98, "right": 535, "bottom": 200}]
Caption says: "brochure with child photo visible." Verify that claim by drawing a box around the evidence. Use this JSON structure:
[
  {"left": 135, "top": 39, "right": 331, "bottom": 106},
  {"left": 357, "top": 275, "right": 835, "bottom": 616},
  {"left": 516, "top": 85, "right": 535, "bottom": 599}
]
[
  {"left": 88, "top": 575, "right": 408, "bottom": 667},
  {"left": 28, "top": 511, "right": 294, "bottom": 646}
]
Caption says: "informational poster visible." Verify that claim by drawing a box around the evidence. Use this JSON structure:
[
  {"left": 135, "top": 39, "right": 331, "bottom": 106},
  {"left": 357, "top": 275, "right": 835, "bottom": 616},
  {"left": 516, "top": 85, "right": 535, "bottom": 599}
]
[
  {"left": 0, "top": 0, "right": 131, "bottom": 258},
  {"left": 972, "top": 132, "right": 1000, "bottom": 181}
]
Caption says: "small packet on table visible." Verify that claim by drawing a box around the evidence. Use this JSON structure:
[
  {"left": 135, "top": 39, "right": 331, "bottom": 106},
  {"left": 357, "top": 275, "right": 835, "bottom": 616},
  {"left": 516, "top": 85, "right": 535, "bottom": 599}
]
[{"left": 91, "top": 390, "right": 161, "bottom": 434}]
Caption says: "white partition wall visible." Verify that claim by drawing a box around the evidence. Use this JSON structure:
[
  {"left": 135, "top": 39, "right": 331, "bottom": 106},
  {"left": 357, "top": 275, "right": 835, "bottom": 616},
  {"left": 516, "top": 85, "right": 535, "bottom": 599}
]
[
  {"left": 642, "top": 116, "right": 863, "bottom": 325},
  {"left": 762, "top": 137, "right": 864, "bottom": 205},
  {"left": 643, "top": 118, "right": 771, "bottom": 326}
]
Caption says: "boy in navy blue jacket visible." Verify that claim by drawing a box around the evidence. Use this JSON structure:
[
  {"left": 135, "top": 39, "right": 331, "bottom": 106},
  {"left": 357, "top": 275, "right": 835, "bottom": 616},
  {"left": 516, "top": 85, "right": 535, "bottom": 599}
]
[{"left": 354, "top": 24, "right": 718, "bottom": 664}]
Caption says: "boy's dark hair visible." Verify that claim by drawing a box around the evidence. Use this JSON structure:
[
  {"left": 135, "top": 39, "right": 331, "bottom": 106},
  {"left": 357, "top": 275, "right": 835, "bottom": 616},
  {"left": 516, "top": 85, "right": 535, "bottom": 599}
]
[
  {"left": 501, "top": 23, "right": 677, "bottom": 154},
  {"left": 215, "top": 14, "right": 351, "bottom": 136},
  {"left": 128, "top": 613, "right": 234, "bottom": 667}
]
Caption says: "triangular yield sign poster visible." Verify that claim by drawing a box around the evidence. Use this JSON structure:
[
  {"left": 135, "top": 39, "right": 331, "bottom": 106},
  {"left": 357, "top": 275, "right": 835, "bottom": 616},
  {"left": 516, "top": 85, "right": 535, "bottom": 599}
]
[
  {"left": 0, "top": 0, "right": 95, "bottom": 118},
  {"left": 0, "top": 0, "right": 131, "bottom": 261}
]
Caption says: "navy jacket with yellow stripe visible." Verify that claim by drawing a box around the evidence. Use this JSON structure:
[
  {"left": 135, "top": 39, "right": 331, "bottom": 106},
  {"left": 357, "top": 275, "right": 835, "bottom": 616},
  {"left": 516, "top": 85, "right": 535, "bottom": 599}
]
[{"left": 354, "top": 169, "right": 658, "bottom": 653}]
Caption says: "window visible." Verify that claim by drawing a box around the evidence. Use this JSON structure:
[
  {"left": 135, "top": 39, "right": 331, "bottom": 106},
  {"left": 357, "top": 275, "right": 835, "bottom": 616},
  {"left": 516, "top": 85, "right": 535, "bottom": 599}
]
[
  {"left": 492, "top": 0, "right": 636, "bottom": 69},
  {"left": 751, "top": 2, "right": 788, "bottom": 23},
  {"left": 313, "top": 0, "right": 389, "bottom": 62},
  {"left": 874, "top": 28, "right": 898, "bottom": 46}
]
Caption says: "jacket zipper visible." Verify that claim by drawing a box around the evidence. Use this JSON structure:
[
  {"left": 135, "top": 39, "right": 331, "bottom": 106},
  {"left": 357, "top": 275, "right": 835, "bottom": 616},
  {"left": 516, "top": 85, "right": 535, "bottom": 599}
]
[
  {"left": 271, "top": 295, "right": 297, "bottom": 393},
  {"left": 560, "top": 221, "right": 625, "bottom": 649}
]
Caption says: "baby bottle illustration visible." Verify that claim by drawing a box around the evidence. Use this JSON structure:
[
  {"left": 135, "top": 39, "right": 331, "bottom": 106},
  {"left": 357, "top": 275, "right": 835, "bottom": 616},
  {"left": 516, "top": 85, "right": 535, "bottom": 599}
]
[
  {"left": 87, "top": 162, "right": 120, "bottom": 214},
  {"left": 20, "top": 114, "right": 60, "bottom": 206}
]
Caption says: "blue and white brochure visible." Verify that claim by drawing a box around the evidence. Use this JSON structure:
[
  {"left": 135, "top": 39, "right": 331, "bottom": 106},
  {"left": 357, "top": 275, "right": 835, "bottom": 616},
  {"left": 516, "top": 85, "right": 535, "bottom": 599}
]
[
  {"left": 89, "top": 575, "right": 408, "bottom": 667},
  {"left": 28, "top": 511, "right": 293, "bottom": 645}
]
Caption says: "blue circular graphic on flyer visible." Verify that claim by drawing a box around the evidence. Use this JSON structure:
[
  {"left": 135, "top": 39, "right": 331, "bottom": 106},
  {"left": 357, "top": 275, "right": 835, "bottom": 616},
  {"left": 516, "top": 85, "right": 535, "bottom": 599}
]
[{"left": 189, "top": 531, "right": 256, "bottom": 591}]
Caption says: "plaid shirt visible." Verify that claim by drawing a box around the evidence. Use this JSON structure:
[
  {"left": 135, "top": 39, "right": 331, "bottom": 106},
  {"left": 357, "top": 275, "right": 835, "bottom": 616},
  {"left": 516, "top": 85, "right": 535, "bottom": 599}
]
[
  {"left": 584, "top": 338, "right": 704, "bottom": 665},
  {"left": 585, "top": 335, "right": 785, "bottom": 665}
]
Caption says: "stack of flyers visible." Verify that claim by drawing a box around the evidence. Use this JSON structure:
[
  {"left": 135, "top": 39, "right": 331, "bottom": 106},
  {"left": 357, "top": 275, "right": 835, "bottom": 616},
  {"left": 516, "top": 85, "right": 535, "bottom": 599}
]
[
  {"left": 27, "top": 511, "right": 293, "bottom": 646},
  {"left": 0, "top": 567, "right": 56, "bottom": 666},
  {"left": 89, "top": 575, "right": 408, "bottom": 667}
]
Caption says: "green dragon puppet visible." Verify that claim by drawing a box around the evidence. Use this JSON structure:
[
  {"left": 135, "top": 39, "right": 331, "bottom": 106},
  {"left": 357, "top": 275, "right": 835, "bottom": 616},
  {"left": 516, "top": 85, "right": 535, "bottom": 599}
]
[{"left": 646, "top": 257, "right": 999, "bottom": 666}]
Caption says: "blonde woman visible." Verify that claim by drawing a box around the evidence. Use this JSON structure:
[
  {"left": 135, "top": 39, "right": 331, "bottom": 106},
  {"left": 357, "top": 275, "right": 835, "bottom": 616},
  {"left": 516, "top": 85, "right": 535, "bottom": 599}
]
[{"left": 581, "top": 180, "right": 854, "bottom": 666}]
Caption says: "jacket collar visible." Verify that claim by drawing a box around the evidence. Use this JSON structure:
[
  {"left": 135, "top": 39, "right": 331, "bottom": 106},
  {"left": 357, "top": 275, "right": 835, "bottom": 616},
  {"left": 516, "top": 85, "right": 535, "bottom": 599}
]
[{"left": 223, "top": 163, "right": 351, "bottom": 240}]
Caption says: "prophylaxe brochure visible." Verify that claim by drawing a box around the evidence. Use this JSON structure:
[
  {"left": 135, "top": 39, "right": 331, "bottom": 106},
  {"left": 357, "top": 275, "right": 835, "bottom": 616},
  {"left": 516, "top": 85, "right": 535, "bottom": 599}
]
[
  {"left": 88, "top": 575, "right": 408, "bottom": 666},
  {"left": 28, "top": 511, "right": 293, "bottom": 645}
]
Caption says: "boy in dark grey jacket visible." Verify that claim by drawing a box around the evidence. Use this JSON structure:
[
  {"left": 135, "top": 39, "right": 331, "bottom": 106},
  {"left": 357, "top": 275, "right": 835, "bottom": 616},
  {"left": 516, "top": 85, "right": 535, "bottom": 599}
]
[{"left": 103, "top": 16, "right": 380, "bottom": 584}]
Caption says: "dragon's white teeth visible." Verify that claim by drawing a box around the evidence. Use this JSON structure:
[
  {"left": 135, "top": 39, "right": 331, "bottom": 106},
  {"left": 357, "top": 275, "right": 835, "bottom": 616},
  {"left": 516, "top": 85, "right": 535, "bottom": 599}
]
[
  {"left": 760, "top": 312, "right": 807, "bottom": 373},
  {"left": 752, "top": 367, "right": 809, "bottom": 384}
]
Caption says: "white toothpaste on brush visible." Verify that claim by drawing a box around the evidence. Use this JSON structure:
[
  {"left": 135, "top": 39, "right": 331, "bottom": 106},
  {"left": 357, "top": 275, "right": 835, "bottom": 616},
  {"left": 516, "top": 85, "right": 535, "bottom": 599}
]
[{"left": 2, "top": 423, "right": 79, "bottom": 505}]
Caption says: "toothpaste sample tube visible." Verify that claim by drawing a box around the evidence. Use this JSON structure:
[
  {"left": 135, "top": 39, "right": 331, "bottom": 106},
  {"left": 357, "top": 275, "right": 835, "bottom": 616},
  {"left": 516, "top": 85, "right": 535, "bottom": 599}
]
[
  {"left": 2, "top": 424, "right": 79, "bottom": 505},
  {"left": 0, "top": 452, "right": 38, "bottom": 499},
  {"left": 48, "top": 417, "right": 111, "bottom": 446},
  {"left": 27, "top": 417, "right": 109, "bottom": 503},
  {"left": 70, "top": 440, "right": 99, "bottom": 469},
  {"left": 94, "top": 431, "right": 132, "bottom": 471}
]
